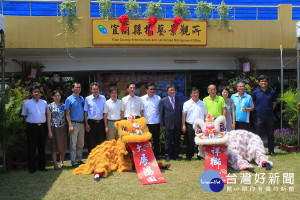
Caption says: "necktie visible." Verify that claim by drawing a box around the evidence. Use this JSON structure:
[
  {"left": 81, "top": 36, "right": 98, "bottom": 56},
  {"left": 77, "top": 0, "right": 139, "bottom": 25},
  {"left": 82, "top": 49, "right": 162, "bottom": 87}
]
[{"left": 171, "top": 98, "right": 175, "bottom": 110}]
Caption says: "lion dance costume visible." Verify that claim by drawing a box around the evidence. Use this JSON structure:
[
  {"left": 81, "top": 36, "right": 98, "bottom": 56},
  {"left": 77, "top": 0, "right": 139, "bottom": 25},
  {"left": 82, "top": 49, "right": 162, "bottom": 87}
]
[
  {"left": 194, "top": 114, "right": 273, "bottom": 173},
  {"left": 72, "top": 117, "right": 169, "bottom": 183}
]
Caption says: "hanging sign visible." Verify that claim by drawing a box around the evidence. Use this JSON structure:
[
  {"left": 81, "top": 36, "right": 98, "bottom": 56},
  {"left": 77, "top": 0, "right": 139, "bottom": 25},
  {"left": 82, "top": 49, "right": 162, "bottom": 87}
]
[{"left": 92, "top": 19, "right": 207, "bottom": 46}]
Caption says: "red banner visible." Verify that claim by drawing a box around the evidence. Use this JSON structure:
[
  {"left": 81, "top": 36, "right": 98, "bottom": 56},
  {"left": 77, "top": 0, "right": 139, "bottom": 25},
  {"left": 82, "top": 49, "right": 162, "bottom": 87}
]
[
  {"left": 204, "top": 145, "right": 228, "bottom": 184},
  {"left": 128, "top": 141, "right": 167, "bottom": 185}
]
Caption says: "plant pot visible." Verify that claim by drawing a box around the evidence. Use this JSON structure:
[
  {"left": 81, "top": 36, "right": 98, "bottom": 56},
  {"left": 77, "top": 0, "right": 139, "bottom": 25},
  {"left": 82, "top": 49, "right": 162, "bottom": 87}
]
[
  {"left": 5, "top": 155, "right": 15, "bottom": 171},
  {"left": 14, "top": 161, "right": 28, "bottom": 170},
  {"left": 285, "top": 146, "right": 298, "bottom": 152},
  {"left": 282, "top": 144, "right": 288, "bottom": 151}
]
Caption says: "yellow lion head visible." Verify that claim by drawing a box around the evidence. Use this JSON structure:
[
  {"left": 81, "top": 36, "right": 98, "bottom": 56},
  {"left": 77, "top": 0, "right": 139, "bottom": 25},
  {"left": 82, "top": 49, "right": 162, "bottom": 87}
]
[{"left": 114, "top": 117, "right": 152, "bottom": 143}]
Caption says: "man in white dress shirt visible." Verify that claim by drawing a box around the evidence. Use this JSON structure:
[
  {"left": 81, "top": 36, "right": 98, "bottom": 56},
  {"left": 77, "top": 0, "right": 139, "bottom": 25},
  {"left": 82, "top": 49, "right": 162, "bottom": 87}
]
[
  {"left": 141, "top": 83, "right": 161, "bottom": 160},
  {"left": 104, "top": 86, "right": 122, "bottom": 141},
  {"left": 182, "top": 87, "right": 207, "bottom": 161},
  {"left": 22, "top": 85, "right": 48, "bottom": 173},
  {"left": 84, "top": 82, "right": 106, "bottom": 152},
  {"left": 121, "top": 82, "right": 144, "bottom": 120}
]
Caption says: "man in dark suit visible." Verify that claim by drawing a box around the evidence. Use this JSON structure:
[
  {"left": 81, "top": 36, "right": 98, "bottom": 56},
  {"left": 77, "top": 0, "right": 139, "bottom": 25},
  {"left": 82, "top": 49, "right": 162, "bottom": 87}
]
[{"left": 159, "top": 84, "right": 183, "bottom": 162}]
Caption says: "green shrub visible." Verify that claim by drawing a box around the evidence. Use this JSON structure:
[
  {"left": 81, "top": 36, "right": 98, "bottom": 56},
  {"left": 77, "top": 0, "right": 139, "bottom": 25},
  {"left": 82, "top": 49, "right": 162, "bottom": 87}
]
[
  {"left": 280, "top": 88, "right": 298, "bottom": 130},
  {"left": 0, "top": 88, "right": 27, "bottom": 156}
]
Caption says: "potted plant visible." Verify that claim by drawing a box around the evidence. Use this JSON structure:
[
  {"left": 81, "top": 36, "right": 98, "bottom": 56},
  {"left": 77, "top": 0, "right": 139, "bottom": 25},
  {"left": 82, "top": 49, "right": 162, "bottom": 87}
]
[
  {"left": 144, "top": 1, "right": 164, "bottom": 19},
  {"left": 124, "top": 0, "right": 140, "bottom": 19},
  {"left": 1, "top": 88, "right": 27, "bottom": 169},
  {"left": 97, "top": 0, "right": 112, "bottom": 20},
  {"left": 173, "top": 0, "right": 190, "bottom": 20},
  {"left": 57, "top": 0, "right": 82, "bottom": 56},
  {"left": 194, "top": 1, "right": 213, "bottom": 27},
  {"left": 280, "top": 87, "right": 299, "bottom": 131},
  {"left": 216, "top": 1, "right": 232, "bottom": 31},
  {"left": 274, "top": 128, "right": 298, "bottom": 152},
  {"left": 12, "top": 141, "right": 28, "bottom": 169}
]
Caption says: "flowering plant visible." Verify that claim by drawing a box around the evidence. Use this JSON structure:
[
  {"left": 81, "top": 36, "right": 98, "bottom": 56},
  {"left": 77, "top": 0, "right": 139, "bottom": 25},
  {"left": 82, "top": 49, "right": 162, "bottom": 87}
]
[
  {"left": 227, "top": 75, "right": 259, "bottom": 95},
  {"left": 9, "top": 73, "right": 71, "bottom": 101},
  {"left": 274, "top": 128, "right": 297, "bottom": 146}
]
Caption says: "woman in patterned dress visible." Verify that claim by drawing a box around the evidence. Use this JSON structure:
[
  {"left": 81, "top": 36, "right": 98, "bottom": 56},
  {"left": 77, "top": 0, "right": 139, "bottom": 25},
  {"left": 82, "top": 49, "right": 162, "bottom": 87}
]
[
  {"left": 47, "top": 90, "right": 68, "bottom": 170},
  {"left": 222, "top": 88, "right": 235, "bottom": 131}
]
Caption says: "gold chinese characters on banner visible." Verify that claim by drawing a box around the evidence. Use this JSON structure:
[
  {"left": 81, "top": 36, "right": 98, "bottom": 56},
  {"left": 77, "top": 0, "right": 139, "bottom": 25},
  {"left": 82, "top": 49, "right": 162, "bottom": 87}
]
[{"left": 92, "top": 19, "right": 207, "bottom": 46}]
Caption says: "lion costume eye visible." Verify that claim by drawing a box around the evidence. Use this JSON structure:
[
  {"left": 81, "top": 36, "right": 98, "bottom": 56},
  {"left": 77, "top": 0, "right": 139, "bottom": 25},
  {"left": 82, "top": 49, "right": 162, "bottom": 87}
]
[
  {"left": 196, "top": 126, "right": 202, "bottom": 134},
  {"left": 220, "top": 123, "right": 226, "bottom": 132}
]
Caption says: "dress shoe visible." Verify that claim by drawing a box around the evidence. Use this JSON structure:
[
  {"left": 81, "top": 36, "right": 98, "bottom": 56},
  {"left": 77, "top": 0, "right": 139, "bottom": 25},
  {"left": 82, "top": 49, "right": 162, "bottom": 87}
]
[
  {"left": 247, "top": 167, "right": 256, "bottom": 173},
  {"left": 78, "top": 160, "right": 85, "bottom": 165},
  {"left": 54, "top": 166, "right": 60, "bottom": 170},
  {"left": 174, "top": 157, "right": 181, "bottom": 161},
  {"left": 72, "top": 164, "right": 79, "bottom": 168},
  {"left": 94, "top": 174, "right": 100, "bottom": 182},
  {"left": 160, "top": 164, "right": 171, "bottom": 170},
  {"left": 197, "top": 156, "right": 204, "bottom": 160},
  {"left": 270, "top": 152, "right": 275, "bottom": 157},
  {"left": 264, "top": 163, "right": 272, "bottom": 170},
  {"left": 185, "top": 157, "right": 191, "bottom": 161}
]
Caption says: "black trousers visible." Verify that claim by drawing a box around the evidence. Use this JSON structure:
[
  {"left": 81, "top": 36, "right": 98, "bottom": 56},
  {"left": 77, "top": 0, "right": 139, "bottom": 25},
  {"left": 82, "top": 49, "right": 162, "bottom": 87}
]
[
  {"left": 164, "top": 127, "right": 181, "bottom": 159},
  {"left": 186, "top": 123, "right": 196, "bottom": 159},
  {"left": 235, "top": 121, "right": 250, "bottom": 131},
  {"left": 87, "top": 119, "right": 106, "bottom": 152},
  {"left": 27, "top": 123, "right": 47, "bottom": 171},
  {"left": 256, "top": 117, "right": 274, "bottom": 153},
  {"left": 147, "top": 123, "right": 160, "bottom": 159}
]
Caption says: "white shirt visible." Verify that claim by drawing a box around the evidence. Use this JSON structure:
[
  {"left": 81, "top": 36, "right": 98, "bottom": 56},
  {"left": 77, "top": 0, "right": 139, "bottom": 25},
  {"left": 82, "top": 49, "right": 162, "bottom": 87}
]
[
  {"left": 84, "top": 94, "right": 106, "bottom": 120},
  {"left": 183, "top": 98, "right": 207, "bottom": 124},
  {"left": 121, "top": 95, "right": 144, "bottom": 118},
  {"left": 168, "top": 96, "right": 175, "bottom": 105},
  {"left": 104, "top": 98, "right": 122, "bottom": 120},
  {"left": 21, "top": 98, "right": 47, "bottom": 123},
  {"left": 141, "top": 94, "right": 161, "bottom": 124}
]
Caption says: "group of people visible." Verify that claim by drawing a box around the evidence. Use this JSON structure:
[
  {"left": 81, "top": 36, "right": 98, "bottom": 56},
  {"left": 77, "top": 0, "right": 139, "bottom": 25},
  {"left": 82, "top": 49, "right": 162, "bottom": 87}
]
[{"left": 21, "top": 75, "right": 277, "bottom": 174}]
